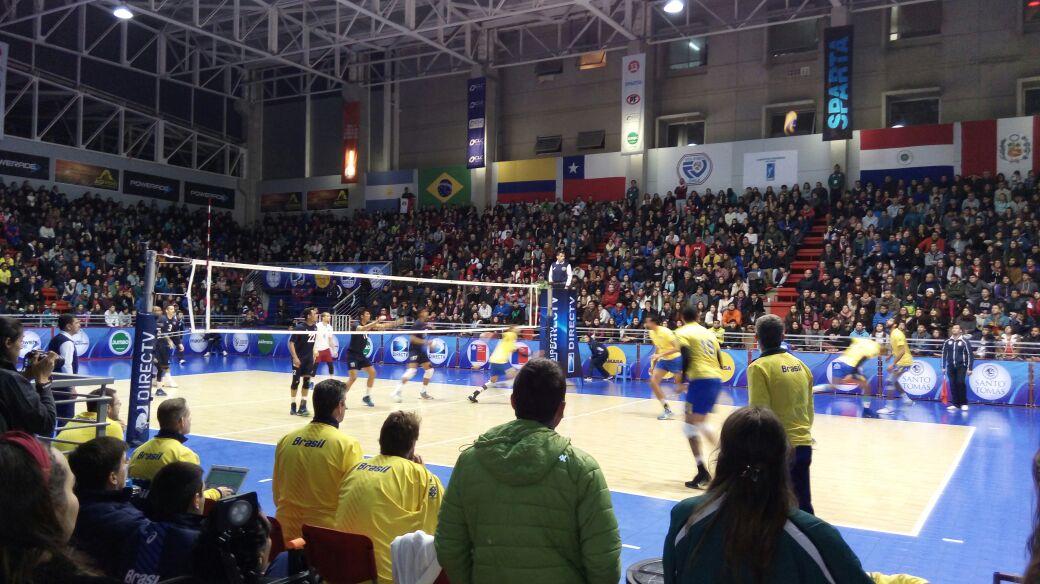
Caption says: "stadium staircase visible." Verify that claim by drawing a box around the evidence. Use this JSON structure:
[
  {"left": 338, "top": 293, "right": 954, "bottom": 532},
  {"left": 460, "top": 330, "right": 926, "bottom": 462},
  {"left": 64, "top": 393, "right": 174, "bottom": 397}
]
[{"left": 766, "top": 218, "right": 827, "bottom": 316}]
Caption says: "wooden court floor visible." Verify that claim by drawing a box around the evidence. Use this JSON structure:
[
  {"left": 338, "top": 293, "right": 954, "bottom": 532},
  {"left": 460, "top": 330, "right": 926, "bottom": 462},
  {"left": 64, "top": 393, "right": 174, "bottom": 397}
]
[{"left": 108, "top": 370, "right": 974, "bottom": 537}]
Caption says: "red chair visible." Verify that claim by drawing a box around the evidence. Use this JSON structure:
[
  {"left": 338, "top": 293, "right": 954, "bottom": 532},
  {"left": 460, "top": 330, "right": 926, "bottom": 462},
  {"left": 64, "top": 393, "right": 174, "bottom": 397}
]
[
  {"left": 267, "top": 516, "right": 286, "bottom": 564},
  {"left": 301, "top": 524, "right": 378, "bottom": 584},
  {"left": 433, "top": 570, "right": 451, "bottom": 584}
]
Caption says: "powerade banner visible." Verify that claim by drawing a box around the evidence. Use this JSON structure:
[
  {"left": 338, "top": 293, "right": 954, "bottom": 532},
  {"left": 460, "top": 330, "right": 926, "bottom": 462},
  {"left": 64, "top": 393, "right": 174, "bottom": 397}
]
[
  {"left": 823, "top": 25, "right": 853, "bottom": 142},
  {"left": 540, "top": 289, "right": 578, "bottom": 377},
  {"left": 123, "top": 170, "right": 180, "bottom": 202},
  {"left": 185, "top": 181, "right": 235, "bottom": 209},
  {"left": 0, "top": 149, "right": 49, "bottom": 179},
  {"left": 56, "top": 159, "right": 119, "bottom": 190},
  {"left": 466, "top": 78, "right": 486, "bottom": 169},
  {"left": 126, "top": 313, "right": 157, "bottom": 447}
]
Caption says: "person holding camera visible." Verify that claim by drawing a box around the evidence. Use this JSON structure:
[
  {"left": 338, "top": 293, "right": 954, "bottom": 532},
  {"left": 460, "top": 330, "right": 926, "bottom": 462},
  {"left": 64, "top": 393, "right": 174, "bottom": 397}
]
[
  {"left": 0, "top": 316, "right": 59, "bottom": 434},
  {"left": 47, "top": 314, "right": 80, "bottom": 425}
]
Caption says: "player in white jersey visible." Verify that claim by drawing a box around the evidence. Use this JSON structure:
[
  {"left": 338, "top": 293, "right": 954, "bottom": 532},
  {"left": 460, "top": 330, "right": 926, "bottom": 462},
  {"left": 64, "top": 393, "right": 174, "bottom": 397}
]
[{"left": 314, "top": 312, "right": 336, "bottom": 381}]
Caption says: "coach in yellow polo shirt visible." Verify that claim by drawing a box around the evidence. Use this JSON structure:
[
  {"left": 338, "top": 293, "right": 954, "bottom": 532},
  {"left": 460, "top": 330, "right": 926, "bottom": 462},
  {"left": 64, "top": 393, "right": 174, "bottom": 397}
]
[
  {"left": 748, "top": 314, "right": 815, "bottom": 515},
  {"left": 274, "top": 379, "right": 363, "bottom": 544},
  {"left": 128, "top": 397, "right": 226, "bottom": 500},
  {"left": 335, "top": 411, "right": 444, "bottom": 583},
  {"left": 54, "top": 387, "right": 125, "bottom": 453}
]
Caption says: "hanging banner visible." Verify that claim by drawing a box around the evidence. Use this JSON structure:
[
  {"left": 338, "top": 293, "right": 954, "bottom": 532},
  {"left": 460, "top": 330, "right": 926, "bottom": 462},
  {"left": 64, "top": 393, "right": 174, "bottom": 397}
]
[
  {"left": 56, "top": 160, "right": 120, "bottom": 190},
  {"left": 342, "top": 101, "right": 361, "bottom": 183},
  {"left": 621, "top": 53, "right": 646, "bottom": 155},
  {"left": 0, "top": 149, "right": 49, "bottom": 180},
  {"left": 260, "top": 191, "right": 304, "bottom": 213},
  {"left": 126, "top": 313, "right": 157, "bottom": 447},
  {"left": 307, "top": 188, "right": 350, "bottom": 211},
  {"left": 467, "top": 78, "right": 487, "bottom": 169},
  {"left": 0, "top": 42, "right": 7, "bottom": 140},
  {"left": 823, "top": 25, "right": 853, "bottom": 142},
  {"left": 540, "top": 289, "right": 579, "bottom": 377},
  {"left": 122, "top": 170, "right": 180, "bottom": 202},
  {"left": 184, "top": 181, "right": 235, "bottom": 209}
]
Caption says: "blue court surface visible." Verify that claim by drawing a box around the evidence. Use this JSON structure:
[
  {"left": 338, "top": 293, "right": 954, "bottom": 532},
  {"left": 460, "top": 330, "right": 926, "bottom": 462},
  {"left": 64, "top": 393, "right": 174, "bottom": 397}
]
[{"left": 80, "top": 356, "right": 1038, "bottom": 583}]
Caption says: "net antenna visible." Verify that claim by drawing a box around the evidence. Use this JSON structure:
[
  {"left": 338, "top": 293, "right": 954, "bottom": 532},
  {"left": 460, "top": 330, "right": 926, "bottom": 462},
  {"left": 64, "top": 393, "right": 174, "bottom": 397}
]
[{"left": 186, "top": 259, "right": 541, "bottom": 336}]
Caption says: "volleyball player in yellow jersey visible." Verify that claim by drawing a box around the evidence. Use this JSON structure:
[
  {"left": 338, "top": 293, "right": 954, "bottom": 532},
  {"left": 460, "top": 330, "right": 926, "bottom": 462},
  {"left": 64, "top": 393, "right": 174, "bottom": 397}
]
[
  {"left": 877, "top": 318, "right": 915, "bottom": 415},
  {"left": 812, "top": 336, "right": 882, "bottom": 418},
  {"left": 469, "top": 325, "right": 520, "bottom": 403},
  {"left": 645, "top": 314, "right": 682, "bottom": 420},
  {"left": 673, "top": 303, "right": 724, "bottom": 489}
]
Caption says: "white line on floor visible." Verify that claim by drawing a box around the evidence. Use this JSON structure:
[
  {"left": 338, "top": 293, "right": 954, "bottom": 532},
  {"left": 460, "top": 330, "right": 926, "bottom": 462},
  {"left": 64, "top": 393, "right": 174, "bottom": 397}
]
[
  {"left": 911, "top": 425, "right": 976, "bottom": 537},
  {"left": 621, "top": 544, "right": 641, "bottom": 550},
  {"left": 942, "top": 538, "right": 964, "bottom": 544},
  {"left": 258, "top": 478, "right": 272, "bottom": 483}
]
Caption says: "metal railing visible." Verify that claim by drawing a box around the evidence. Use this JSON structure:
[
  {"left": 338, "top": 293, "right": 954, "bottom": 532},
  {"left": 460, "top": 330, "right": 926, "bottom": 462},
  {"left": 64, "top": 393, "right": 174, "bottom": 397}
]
[{"left": 0, "top": 313, "right": 245, "bottom": 329}]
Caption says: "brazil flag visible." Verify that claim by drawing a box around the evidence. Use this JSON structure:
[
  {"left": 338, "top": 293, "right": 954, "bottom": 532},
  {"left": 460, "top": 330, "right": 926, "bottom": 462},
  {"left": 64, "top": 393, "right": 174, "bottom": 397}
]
[{"left": 419, "top": 166, "right": 471, "bottom": 208}]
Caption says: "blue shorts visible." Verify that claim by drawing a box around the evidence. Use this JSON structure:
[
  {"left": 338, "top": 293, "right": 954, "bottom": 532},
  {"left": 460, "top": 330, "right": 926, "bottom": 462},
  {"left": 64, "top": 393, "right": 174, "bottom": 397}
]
[
  {"left": 654, "top": 356, "right": 683, "bottom": 374},
  {"left": 685, "top": 378, "right": 721, "bottom": 415},
  {"left": 489, "top": 362, "right": 511, "bottom": 377},
  {"left": 830, "top": 361, "right": 861, "bottom": 380}
]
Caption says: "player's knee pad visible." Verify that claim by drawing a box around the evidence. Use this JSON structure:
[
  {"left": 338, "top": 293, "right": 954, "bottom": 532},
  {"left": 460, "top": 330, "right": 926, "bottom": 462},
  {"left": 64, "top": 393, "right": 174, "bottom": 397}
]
[
  {"left": 401, "top": 369, "right": 416, "bottom": 382},
  {"left": 290, "top": 376, "right": 301, "bottom": 390},
  {"left": 423, "top": 368, "right": 434, "bottom": 381},
  {"left": 683, "top": 422, "right": 700, "bottom": 439}
]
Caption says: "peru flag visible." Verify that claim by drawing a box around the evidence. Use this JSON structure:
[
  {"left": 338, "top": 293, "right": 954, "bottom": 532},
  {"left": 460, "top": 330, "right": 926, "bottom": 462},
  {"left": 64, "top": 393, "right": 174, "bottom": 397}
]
[
  {"left": 859, "top": 123, "right": 955, "bottom": 186},
  {"left": 562, "top": 153, "right": 626, "bottom": 202},
  {"left": 961, "top": 116, "right": 1039, "bottom": 177}
]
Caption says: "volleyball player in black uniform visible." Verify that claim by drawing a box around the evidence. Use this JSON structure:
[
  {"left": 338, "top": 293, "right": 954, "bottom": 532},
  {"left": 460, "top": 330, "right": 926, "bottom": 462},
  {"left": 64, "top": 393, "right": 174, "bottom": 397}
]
[
  {"left": 288, "top": 307, "right": 318, "bottom": 416},
  {"left": 154, "top": 305, "right": 178, "bottom": 395},
  {"left": 345, "top": 309, "right": 400, "bottom": 407},
  {"left": 391, "top": 309, "right": 435, "bottom": 403}
]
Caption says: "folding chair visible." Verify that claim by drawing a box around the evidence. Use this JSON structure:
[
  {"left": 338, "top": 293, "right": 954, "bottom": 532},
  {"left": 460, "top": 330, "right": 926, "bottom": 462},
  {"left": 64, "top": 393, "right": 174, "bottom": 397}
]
[{"left": 302, "top": 524, "right": 378, "bottom": 584}]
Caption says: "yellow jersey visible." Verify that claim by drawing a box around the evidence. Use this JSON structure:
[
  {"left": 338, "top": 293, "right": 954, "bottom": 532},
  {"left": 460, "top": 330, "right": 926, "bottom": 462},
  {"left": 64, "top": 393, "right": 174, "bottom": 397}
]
[
  {"left": 837, "top": 338, "right": 880, "bottom": 368},
  {"left": 674, "top": 323, "right": 723, "bottom": 380},
  {"left": 747, "top": 351, "right": 815, "bottom": 447},
  {"left": 649, "top": 326, "right": 679, "bottom": 359},
  {"left": 489, "top": 331, "right": 518, "bottom": 364},
  {"left": 128, "top": 432, "right": 221, "bottom": 500},
  {"left": 54, "top": 412, "right": 125, "bottom": 453},
  {"left": 710, "top": 326, "right": 726, "bottom": 344},
  {"left": 889, "top": 328, "right": 913, "bottom": 367},
  {"left": 334, "top": 455, "right": 445, "bottom": 583},
  {"left": 273, "top": 421, "right": 363, "bottom": 543}
]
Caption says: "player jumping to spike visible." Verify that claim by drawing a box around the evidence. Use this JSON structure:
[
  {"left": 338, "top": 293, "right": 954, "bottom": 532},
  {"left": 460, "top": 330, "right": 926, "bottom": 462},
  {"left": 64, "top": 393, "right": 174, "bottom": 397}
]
[
  {"left": 345, "top": 309, "right": 400, "bottom": 407},
  {"left": 812, "top": 337, "right": 881, "bottom": 418},
  {"left": 645, "top": 314, "right": 683, "bottom": 420},
  {"left": 391, "top": 309, "right": 435, "bottom": 403},
  {"left": 674, "top": 303, "right": 723, "bottom": 489},
  {"left": 469, "top": 325, "right": 520, "bottom": 403},
  {"left": 288, "top": 307, "right": 318, "bottom": 416},
  {"left": 878, "top": 318, "right": 915, "bottom": 415}
]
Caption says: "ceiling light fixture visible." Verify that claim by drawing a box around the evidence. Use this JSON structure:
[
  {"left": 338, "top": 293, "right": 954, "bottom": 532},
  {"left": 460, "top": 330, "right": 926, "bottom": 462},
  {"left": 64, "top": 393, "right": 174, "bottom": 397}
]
[
  {"left": 664, "top": 0, "right": 685, "bottom": 14},
  {"left": 891, "top": 123, "right": 905, "bottom": 128},
  {"left": 113, "top": 5, "right": 133, "bottom": 19},
  {"left": 688, "top": 40, "right": 700, "bottom": 51}
]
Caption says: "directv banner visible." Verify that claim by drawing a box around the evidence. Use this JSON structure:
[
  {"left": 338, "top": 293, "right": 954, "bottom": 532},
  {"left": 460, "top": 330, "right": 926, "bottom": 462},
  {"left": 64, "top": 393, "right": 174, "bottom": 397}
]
[
  {"left": 823, "top": 25, "right": 853, "bottom": 142},
  {"left": 126, "top": 313, "right": 157, "bottom": 446},
  {"left": 0, "top": 149, "right": 49, "bottom": 180},
  {"left": 540, "top": 289, "right": 579, "bottom": 377},
  {"left": 621, "top": 53, "right": 646, "bottom": 155},
  {"left": 185, "top": 181, "right": 235, "bottom": 209},
  {"left": 123, "top": 170, "right": 180, "bottom": 202},
  {"left": 466, "top": 78, "right": 486, "bottom": 169}
]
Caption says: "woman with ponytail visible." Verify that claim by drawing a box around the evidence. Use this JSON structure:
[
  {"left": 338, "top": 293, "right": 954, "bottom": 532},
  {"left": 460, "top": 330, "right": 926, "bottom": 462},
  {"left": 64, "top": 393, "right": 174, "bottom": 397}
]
[{"left": 662, "top": 407, "right": 873, "bottom": 584}]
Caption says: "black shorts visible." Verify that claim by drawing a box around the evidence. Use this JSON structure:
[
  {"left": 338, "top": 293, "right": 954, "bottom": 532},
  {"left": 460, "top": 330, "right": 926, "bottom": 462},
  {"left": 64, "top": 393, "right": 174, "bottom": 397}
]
[
  {"left": 293, "top": 358, "right": 316, "bottom": 378},
  {"left": 154, "top": 345, "right": 171, "bottom": 367},
  {"left": 347, "top": 354, "right": 372, "bottom": 370},
  {"left": 408, "top": 347, "right": 430, "bottom": 365}
]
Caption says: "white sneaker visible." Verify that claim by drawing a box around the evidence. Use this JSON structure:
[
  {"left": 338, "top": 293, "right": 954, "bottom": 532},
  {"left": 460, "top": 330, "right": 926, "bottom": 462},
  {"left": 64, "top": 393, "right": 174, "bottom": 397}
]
[
  {"left": 876, "top": 407, "right": 895, "bottom": 415},
  {"left": 901, "top": 394, "right": 914, "bottom": 406},
  {"left": 960, "top": 405, "right": 969, "bottom": 412},
  {"left": 203, "top": 352, "right": 210, "bottom": 357},
  {"left": 391, "top": 388, "right": 403, "bottom": 403},
  {"left": 166, "top": 379, "right": 179, "bottom": 388},
  {"left": 946, "top": 405, "right": 958, "bottom": 412},
  {"left": 179, "top": 359, "right": 186, "bottom": 366},
  {"left": 222, "top": 351, "right": 228, "bottom": 356}
]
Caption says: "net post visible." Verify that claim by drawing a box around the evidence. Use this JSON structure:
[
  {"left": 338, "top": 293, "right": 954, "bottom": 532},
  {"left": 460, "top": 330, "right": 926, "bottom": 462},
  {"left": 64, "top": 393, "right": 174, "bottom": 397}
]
[
  {"left": 205, "top": 263, "right": 213, "bottom": 331},
  {"left": 143, "top": 249, "right": 157, "bottom": 311}
]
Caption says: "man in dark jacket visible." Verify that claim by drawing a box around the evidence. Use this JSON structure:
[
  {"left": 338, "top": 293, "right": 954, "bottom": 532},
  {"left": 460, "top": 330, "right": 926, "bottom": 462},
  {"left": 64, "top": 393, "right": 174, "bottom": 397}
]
[
  {"left": 584, "top": 334, "right": 613, "bottom": 382},
  {"left": 0, "top": 316, "right": 58, "bottom": 434},
  {"left": 436, "top": 358, "right": 621, "bottom": 584},
  {"left": 68, "top": 436, "right": 148, "bottom": 577}
]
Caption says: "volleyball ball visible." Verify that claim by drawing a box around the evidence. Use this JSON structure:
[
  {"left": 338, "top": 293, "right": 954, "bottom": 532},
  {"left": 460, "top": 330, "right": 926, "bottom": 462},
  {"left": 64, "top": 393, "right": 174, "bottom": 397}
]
[{"left": 783, "top": 110, "right": 798, "bottom": 135}]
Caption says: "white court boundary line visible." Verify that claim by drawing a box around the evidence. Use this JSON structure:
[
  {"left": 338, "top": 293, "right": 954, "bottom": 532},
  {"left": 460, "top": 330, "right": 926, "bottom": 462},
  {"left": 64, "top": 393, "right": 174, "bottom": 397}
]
[{"left": 908, "top": 424, "right": 975, "bottom": 537}]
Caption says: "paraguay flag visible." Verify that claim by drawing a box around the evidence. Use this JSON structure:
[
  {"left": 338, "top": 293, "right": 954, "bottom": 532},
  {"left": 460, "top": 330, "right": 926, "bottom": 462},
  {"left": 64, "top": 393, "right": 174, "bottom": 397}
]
[
  {"left": 495, "top": 158, "right": 558, "bottom": 203},
  {"left": 859, "top": 124, "right": 955, "bottom": 186},
  {"left": 562, "top": 153, "right": 626, "bottom": 202}
]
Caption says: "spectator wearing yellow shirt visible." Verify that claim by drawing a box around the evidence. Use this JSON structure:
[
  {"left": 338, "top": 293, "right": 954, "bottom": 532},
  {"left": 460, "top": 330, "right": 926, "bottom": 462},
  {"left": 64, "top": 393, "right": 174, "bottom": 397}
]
[
  {"left": 128, "top": 398, "right": 229, "bottom": 500},
  {"left": 54, "top": 387, "right": 125, "bottom": 453},
  {"left": 877, "top": 319, "right": 915, "bottom": 416},
  {"left": 0, "top": 265, "right": 10, "bottom": 286},
  {"left": 334, "top": 411, "right": 444, "bottom": 583},
  {"left": 274, "top": 379, "right": 362, "bottom": 545}
]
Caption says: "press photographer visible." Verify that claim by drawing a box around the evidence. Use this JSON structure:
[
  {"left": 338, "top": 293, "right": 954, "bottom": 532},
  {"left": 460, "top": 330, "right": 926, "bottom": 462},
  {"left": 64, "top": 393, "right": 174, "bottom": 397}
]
[{"left": 0, "top": 316, "right": 59, "bottom": 434}]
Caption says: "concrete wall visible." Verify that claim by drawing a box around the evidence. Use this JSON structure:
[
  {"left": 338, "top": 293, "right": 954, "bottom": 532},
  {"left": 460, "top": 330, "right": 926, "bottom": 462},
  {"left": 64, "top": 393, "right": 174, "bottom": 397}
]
[{"left": 0, "top": 135, "right": 244, "bottom": 222}]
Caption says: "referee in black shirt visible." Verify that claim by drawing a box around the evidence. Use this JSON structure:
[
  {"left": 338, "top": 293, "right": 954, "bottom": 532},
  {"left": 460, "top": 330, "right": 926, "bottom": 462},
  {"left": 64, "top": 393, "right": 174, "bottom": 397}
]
[{"left": 941, "top": 324, "right": 974, "bottom": 412}]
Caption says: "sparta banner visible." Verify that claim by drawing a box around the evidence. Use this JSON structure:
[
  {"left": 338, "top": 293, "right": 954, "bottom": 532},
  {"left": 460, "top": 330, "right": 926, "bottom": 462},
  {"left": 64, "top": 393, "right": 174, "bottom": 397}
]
[{"left": 822, "top": 26, "right": 853, "bottom": 141}]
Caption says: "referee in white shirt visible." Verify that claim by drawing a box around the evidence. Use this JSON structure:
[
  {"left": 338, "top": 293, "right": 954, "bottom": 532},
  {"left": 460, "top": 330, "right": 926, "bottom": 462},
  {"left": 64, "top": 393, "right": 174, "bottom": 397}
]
[
  {"left": 548, "top": 251, "right": 573, "bottom": 289},
  {"left": 941, "top": 324, "right": 974, "bottom": 412}
]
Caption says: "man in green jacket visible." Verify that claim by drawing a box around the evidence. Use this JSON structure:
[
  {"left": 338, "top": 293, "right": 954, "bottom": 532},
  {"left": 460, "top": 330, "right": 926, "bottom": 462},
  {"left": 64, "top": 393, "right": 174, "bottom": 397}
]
[{"left": 435, "top": 358, "right": 621, "bottom": 584}]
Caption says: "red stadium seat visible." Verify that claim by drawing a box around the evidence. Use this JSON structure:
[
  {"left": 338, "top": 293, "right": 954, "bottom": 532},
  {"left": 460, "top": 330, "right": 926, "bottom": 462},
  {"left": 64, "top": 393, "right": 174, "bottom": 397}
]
[{"left": 301, "top": 524, "right": 378, "bottom": 584}]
